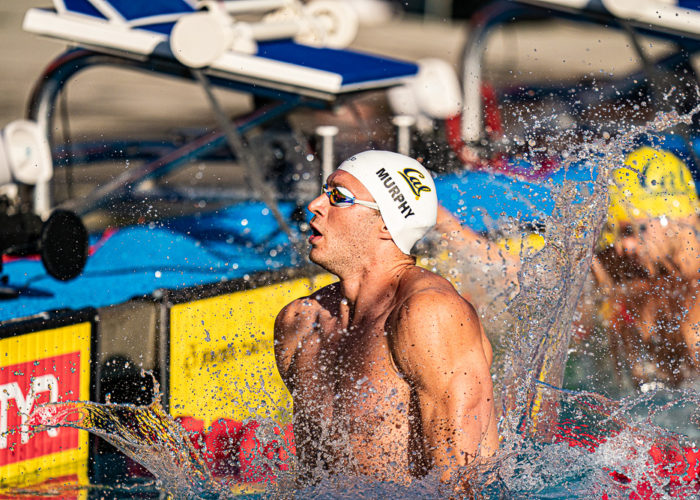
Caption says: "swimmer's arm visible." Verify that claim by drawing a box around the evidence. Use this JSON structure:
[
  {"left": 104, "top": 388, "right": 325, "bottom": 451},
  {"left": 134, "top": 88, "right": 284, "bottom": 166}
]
[
  {"left": 436, "top": 205, "right": 481, "bottom": 245},
  {"left": 274, "top": 299, "right": 309, "bottom": 387},
  {"left": 435, "top": 204, "right": 520, "bottom": 274},
  {"left": 641, "top": 218, "right": 699, "bottom": 279},
  {"left": 435, "top": 205, "right": 492, "bottom": 255},
  {"left": 673, "top": 221, "right": 700, "bottom": 280},
  {"left": 391, "top": 290, "right": 497, "bottom": 483},
  {"left": 681, "top": 292, "right": 700, "bottom": 368}
]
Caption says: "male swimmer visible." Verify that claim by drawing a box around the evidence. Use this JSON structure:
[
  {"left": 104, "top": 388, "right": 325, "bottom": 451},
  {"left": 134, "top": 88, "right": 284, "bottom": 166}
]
[{"left": 274, "top": 151, "right": 499, "bottom": 487}]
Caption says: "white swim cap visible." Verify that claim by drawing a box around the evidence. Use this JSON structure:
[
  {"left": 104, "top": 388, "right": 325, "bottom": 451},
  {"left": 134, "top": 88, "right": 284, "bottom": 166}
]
[{"left": 337, "top": 150, "right": 438, "bottom": 254}]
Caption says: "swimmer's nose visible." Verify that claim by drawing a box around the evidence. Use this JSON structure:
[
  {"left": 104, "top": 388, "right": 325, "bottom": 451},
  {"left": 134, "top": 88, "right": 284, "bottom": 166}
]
[
  {"left": 308, "top": 191, "right": 327, "bottom": 216},
  {"left": 615, "top": 234, "right": 639, "bottom": 256}
]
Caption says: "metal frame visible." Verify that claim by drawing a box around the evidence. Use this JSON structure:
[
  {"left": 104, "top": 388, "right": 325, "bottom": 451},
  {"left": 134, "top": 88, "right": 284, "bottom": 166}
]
[
  {"left": 25, "top": 47, "right": 333, "bottom": 217},
  {"left": 459, "top": 0, "right": 700, "bottom": 148},
  {"left": 459, "top": 2, "right": 547, "bottom": 145}
]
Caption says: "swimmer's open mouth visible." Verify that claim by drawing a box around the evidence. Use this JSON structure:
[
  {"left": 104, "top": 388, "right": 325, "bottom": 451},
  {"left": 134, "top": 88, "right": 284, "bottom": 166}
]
[{"left": 309, "top": 225, "right": 322, "bottom": 242}]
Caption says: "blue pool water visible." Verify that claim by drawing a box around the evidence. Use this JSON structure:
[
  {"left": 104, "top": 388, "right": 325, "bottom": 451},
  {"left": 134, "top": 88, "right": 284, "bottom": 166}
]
[
  {"left": 0, "top": 201, "right": 298, "bottom": 322},
  {"left": 0, "top": 168, "right": 580, "bottom": 322}
]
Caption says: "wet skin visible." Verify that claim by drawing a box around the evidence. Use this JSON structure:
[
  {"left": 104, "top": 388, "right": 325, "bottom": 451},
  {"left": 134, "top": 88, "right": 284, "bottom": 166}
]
[
  {"left": 274, "top": 171, "right": 499, "bottom": 485},
  {"left": 592, "top": 217, "right": 700, "bottom": 384}
]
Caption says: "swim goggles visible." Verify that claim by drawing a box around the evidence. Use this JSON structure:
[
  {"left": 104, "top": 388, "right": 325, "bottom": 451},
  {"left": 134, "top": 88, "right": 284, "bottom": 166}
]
[{"left": 322, "top": 183, "right": 380, "bottom": 210}]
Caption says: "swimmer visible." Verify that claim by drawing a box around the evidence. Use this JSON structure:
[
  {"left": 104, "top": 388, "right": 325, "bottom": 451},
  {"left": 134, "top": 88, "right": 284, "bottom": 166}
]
[
  {"left": 274, "top": 150, "right": 499, "bottom": 489},
  {"left": 592, "top": 147, "right": 700, "bottom": 386},
  {"left": 430, "top": 146, "right": 699, "bottom": 388}
]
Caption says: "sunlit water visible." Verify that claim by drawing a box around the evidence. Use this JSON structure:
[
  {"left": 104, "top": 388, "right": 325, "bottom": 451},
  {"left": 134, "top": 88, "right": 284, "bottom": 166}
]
[{"left": 21, "top": 107, "right": 700, "bottom": 498}]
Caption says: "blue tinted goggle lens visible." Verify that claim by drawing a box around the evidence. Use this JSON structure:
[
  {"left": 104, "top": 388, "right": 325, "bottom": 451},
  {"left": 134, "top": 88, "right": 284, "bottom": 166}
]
[{"left": 323, "top": 184, "right": 355, "bottom": 207}]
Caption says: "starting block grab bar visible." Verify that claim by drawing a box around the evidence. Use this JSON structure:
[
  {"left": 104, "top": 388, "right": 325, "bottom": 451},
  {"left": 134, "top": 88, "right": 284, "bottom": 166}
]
[{"left": 171, "top": 0, "right": 360, "bottom": 67}]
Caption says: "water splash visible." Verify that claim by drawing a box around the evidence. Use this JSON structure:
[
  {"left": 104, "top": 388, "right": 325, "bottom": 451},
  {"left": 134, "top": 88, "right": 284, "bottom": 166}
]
[
  {"left": 17, "top": 107, "right": 700, "bottom": 498},
  {"left": 418, "top": 105, "right": 700, "bottom": 497},
  {"left": 28, "top": 379, "right": 228, "bottom": 499},
  {"left": 499, "top": 106, "right": 699, "bottom": 441},
  {"left": 486, "top": 383, "right": 700, "bottom": 498}
]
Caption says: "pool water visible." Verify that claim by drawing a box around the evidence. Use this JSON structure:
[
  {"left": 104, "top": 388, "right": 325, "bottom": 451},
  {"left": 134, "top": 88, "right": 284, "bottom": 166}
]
[{"left": 6, "top": 107, "right": 700, "bottom": 499}]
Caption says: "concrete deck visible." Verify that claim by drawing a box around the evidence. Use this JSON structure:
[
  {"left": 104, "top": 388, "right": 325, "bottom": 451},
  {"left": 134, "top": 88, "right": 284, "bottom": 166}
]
[
  {"left": 1, "top": 1, "right": 674, "bottom": 136},
  {"left": 0, "top": 1, "right": 688, "bottom": 229}
]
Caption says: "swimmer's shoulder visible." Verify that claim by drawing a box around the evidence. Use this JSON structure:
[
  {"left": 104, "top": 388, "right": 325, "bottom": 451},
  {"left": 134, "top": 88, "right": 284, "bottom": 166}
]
[
  {"left": 399, "top": 265, "right": 470, "bottom": 306},
  {"left": 276, "top": 282, "right": 342, "bottom": 331},
  {"left": 388, "top": 267, "right": 489, "bottom": 380},
  {"left": 393, "top": 265, "right": 481, "bottom": 337}
]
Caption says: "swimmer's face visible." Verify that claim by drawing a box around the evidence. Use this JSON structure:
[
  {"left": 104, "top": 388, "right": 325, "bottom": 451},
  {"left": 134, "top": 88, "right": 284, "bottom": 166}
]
[
  {"left": 602, "top": 218, "right": 666, "bottom": 280},
  {"left": 613, "top": 221, "right": 646, "bottom": 256},
  {"left": 307, "top": 170, "right": 382, "bottom": 274}
]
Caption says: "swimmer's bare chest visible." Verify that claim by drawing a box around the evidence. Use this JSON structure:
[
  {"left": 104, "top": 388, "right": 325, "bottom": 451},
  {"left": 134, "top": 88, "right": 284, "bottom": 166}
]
[{"left": 284, "top": 306, "right": 416, "bottom": 480}]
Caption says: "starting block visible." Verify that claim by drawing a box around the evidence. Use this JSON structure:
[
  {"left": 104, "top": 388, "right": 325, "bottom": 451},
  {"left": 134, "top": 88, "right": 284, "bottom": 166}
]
[{"left": 22, "top": 0, "right": 419, "bottom": 215}]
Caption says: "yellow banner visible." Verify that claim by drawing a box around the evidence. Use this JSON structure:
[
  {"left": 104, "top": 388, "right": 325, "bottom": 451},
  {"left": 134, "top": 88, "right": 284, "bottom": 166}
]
[
  {"left": 169, "top": 273, "right": 336, "bottom": 426},
  {"left": 0, "top": 322, "right": 91, "bottom": 492}
]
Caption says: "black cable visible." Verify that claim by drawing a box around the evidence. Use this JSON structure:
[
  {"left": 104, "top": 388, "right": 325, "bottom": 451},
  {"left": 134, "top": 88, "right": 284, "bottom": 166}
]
[
  {"left": 347, "top": 100, "right": 378, "bottom": 150},
  {"left": 59, "top": 87, "right": 74, "bottom": 201},
  {"left": 191, "top": 69, "right": 309, "bottom": 262}
]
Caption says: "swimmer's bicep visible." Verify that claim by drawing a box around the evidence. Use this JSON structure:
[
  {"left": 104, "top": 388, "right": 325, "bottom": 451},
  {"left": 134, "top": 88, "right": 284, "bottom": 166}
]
[
  {"left": 397, "top": 305, "right": 491, "bottom": 467},
  {"left": 392, "top": 292, "right": 483, "bottom": 392}
]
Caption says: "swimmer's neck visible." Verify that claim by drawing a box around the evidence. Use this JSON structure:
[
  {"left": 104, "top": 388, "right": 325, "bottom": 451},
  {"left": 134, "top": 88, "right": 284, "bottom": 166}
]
[{"left": 337, "top": 254, "right": 415, "bottom": 319}]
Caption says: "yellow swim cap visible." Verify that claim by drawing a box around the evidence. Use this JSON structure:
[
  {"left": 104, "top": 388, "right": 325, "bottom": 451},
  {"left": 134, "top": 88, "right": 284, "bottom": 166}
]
[{"left": 601, "top": 146, "right": 699, "bottom": 246}]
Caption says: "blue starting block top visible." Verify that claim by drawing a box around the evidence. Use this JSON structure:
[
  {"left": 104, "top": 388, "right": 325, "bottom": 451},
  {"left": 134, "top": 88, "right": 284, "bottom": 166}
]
[
  {"left": 25, "top": 0, "right": 418, "bottom": 96},
  {"left": 58, "top": 0, "right": 195, "bottom": 20},
  {"left": 517, "top": 0, "right": 700, "bottom": 43},
  {"left": 256, "top": 41, "right": 418, "bottom": 87}
]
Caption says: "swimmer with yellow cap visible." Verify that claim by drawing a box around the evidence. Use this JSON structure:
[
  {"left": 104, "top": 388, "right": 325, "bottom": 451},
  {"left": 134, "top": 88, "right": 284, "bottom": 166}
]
[
  {"left": 601, "top": 146, "right": 699, "bottom": 248},
  {"left": 592, "top": 146, "right": 700, "bottom": 384},
  {"left": 597, "top": 147, "right": 700, "bottom": 278}
]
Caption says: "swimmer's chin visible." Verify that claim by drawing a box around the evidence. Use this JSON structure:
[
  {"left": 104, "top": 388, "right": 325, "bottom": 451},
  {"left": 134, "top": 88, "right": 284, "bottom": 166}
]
[
  {"left": 308, "top": 247, "right": 323, "bottom": 265},
  {"left": 308, "top": 248, "right": 339, "bottom": 275}
]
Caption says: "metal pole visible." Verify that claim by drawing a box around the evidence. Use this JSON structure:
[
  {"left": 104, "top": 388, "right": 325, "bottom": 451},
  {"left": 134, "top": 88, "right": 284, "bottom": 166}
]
[
  {"left": 392, "top": 115, "right": 415, "bottom": 156},
  {"left": 315, "top": 125, "right": 338, "bottom": 183}
]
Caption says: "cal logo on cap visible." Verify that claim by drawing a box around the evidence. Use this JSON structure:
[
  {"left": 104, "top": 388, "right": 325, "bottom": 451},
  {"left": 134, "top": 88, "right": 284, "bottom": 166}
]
[{"left": 398, "top": 168, "right": 432, "bottom": 199}]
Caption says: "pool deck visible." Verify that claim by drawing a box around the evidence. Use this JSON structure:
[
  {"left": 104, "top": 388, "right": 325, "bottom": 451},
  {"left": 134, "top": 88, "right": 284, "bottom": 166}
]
[
  {"left": 0, "top": 0, "right": 687, "bottom": 229},
  {"left": 0, "top": 1, "right": 667, "bottom": 138}
]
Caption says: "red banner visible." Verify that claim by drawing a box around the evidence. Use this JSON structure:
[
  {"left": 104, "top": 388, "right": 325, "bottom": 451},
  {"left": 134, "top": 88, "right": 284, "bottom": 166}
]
[
  {"left": 0, "top": 320, "right": 91, "bottom": 489},
  {"left": 0, "top": 351, "right": 82, "bottom": 467}
]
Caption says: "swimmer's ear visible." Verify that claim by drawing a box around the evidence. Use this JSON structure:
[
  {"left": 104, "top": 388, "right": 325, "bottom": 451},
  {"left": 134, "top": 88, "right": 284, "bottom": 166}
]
[{"left": 378, "top": 223, "right": 393, "bottom": 241}]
